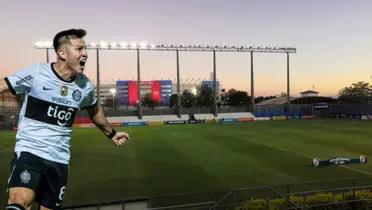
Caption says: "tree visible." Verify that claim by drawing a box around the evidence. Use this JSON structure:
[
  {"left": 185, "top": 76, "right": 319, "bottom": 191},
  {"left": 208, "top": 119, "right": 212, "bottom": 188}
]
[
  {"left": 181, "top": 89, "right": 196, "bottom": 107},
  {"left": 338, "top": 81, "right": 372, "bottom": 104},
  {"left": 197, "top": 85, "right": 214, "bottom": 106},
  {"left": 142, "top": 93, "right": 159, "bottom": 109},
  {"left": 221, "top": 88, "right": 251, "bottom": 106},
  {"left": 220, "top": 88, "right": 228, "bottom": 106},
  {"left": 169, "top": 94, "right": 179, "bottom": 108}
]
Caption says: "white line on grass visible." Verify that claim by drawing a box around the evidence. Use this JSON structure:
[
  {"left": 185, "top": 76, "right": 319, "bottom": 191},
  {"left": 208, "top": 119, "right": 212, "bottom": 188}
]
[{"left": 339, "top": 165, "right": 372, "bottom": 176}]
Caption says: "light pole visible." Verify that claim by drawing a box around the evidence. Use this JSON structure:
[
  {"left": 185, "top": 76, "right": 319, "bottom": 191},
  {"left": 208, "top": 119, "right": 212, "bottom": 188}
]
[
  {"left": 110, "top": 88, "right": 116, "bottom": 111},
  {"left": 96, "top": 48, "right": 101, "bottom": 106},
  {"left": 212, "top": 50, "right": 217, "bottom": 116},
  {"left": 250, "top": 51, "right": 254, "bottom": 112},
  {"left": 286, "top": 52, "right": 290, "bottom": 108},
  {"left": 46, "top": 48, "right": 49, "bottom": 63},
  {"left": 176, "top": 50, "right": 181, "bottom": 117},
  {"left": 136, "top": 48, "right": 142, "bottom": 119}
]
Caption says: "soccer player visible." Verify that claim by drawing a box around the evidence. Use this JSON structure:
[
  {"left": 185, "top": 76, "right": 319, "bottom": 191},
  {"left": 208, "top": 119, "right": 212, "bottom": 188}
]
[{"left": 0, "top": 29, "right": 130, "bottom": 210}]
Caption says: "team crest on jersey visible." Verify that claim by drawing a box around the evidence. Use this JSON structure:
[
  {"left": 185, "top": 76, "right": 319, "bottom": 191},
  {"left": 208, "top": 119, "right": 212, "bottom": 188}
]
[
  {"left": 20, "top": 170, "right": 31, "bottom": 184},
  {"left": 72, "top": 90, "right": 82, "bottom": 102},
  {"left": 60, "top": 86, "right": 69, "bottom": 96}
]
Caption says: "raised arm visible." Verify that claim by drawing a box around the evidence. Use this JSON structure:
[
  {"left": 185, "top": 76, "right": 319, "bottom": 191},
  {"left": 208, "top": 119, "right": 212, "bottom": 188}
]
[{"left": 85, "top": 104, "right": 130, "bottom": 146}]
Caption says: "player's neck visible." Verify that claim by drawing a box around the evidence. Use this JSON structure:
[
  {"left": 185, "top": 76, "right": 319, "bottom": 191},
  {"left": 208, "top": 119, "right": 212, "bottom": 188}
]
[{"left": 53, "top": 62, "right": 76, "bottom": 82}]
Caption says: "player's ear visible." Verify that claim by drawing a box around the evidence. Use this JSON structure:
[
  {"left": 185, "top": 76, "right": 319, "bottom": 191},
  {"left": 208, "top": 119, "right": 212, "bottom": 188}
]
[{"left": 57, "top": 47, "right": 67, "bottom": 61}]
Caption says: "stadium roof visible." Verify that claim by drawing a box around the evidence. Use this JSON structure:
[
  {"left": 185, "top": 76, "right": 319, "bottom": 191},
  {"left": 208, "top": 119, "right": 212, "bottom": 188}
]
[
  {"left": 256, "top": 96, "right": 297, "bottom": 106},
  {"left": 300, "top": 90, "right": 319, "bottom": 94}
]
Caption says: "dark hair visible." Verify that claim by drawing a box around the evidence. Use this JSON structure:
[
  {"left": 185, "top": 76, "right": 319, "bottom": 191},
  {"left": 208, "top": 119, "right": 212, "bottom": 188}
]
[{"left": 53, "top": 29, "right": 87, "bottom": 52}]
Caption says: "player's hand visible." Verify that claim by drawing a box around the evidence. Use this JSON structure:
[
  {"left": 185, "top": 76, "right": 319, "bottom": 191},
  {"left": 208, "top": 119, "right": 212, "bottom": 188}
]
[{"left": 111, "top": 132, "right": 131, "bottom": 146}]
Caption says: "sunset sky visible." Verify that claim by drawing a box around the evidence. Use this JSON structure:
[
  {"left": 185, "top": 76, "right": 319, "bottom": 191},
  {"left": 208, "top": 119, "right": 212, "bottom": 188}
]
[{"left": 1, "top": 0, "right": 371, "bottom": 96}]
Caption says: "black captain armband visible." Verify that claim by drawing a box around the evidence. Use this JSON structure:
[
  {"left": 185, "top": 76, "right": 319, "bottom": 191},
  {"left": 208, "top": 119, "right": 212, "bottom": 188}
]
[{"left": 106, "top": 129, "right": 117, "bottom": 139}]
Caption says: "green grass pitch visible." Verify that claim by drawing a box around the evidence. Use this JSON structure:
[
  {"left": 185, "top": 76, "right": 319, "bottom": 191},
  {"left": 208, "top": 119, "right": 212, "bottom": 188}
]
[{"left": 1, "top": 119, "right": 372, "bottom": 206}]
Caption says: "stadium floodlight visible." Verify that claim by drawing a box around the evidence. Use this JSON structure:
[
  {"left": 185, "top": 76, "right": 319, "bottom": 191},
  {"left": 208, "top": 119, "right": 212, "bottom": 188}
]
[
  {"left": 139, "top": 41, "right": 147, "bottom": 49},
  {"left": 99, "top": 41, "right": 108, "bottom": 49},
  {"left": 130, "top": 42, "right": 137, "bottom": 49},
  {"left": 88, "top": 41, "right": 97, "bottom": 48},
  {"left": 119, "top": 41, "right": 128, "bottom": 49},
  {"left": 34, "top": 39, "right": 296, "bottom": 53},
  {"left": 110, "top": 42, "right": 118, "bottom": 49},
  {"left": 45, "top": 41, "right": 52, "bottom": 48},
  {"left": 35, "top": 41, "right": 43, "bottom": 49},
  {"left": 35, "top": 41, "right": 52, "bottom": 49}
]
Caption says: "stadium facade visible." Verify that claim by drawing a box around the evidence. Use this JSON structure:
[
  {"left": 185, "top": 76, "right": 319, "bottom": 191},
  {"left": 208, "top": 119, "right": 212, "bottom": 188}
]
[
  {"left": 201, "top": 80, "right": 220, "bottom": 94},
  {"left": 91, "top": 79, "right": 221, "bottom": 107},
  {"left": 94, "top": 84, "right": 116, "bottom": 105},
  {"left": 116, "top": 80, "right": 172, "bottom": 106},
  {"left": 171, "top": 78, "right": 202, "bottom": 94}
]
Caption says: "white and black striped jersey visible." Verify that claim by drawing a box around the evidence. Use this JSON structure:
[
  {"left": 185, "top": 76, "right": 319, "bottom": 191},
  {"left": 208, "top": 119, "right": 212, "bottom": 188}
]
[{"left": 5, "top": 63, "right": 96, "bottom": 164}]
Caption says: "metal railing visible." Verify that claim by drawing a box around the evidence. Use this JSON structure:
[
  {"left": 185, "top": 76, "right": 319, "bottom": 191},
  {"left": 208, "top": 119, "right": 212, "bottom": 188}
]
[
  {"left": 61, "top": 178, "right": 372, "bottom": 210},
  {"left": 209, "top": 186, "right": 301, "bottom": 210}
]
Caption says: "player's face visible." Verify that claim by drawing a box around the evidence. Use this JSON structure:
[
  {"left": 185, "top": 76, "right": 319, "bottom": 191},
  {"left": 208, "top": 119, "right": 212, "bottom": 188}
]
[{"left": 65, "top": 38, "right": 88, "bottom": 74}]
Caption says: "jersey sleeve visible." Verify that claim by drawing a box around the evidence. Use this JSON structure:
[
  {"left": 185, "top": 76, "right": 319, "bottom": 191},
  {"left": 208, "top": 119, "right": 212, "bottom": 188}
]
[
  {"left": 80, "top": 81, "right": 97, "bottom": 110},
  {"left": 4, "top": 64, "right": 39, "bottom": 95}
]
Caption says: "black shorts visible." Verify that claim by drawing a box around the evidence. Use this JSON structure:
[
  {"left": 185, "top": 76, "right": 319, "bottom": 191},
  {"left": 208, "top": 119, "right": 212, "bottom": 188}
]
[{"left": 7, "top": 152, "right": 68, "bottom": 209}]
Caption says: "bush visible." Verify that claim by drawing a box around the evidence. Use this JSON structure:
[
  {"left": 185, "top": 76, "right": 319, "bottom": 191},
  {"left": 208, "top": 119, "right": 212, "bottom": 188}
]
[
  {"left": 235, "top": 199, "right": 267, "bottom": 210},
  {"left": 235, "top": 190, "right": 372, "bottom": 210}
]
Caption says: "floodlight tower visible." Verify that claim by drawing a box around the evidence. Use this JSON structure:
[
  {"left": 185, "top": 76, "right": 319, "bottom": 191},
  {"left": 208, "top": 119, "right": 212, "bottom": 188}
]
[{"left": 36, "top": 40, "right": 296, "bottom": 118}]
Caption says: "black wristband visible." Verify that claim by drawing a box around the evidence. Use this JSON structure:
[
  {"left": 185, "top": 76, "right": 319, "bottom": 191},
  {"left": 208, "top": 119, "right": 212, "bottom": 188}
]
[{"left": 107, "top": 129, "right": 117, "bottom": 139}]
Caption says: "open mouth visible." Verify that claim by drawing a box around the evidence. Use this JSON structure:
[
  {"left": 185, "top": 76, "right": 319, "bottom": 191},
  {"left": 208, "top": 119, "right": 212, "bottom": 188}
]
[{"left": 80, "top": 59, "right": 86, "bottom": 67}]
